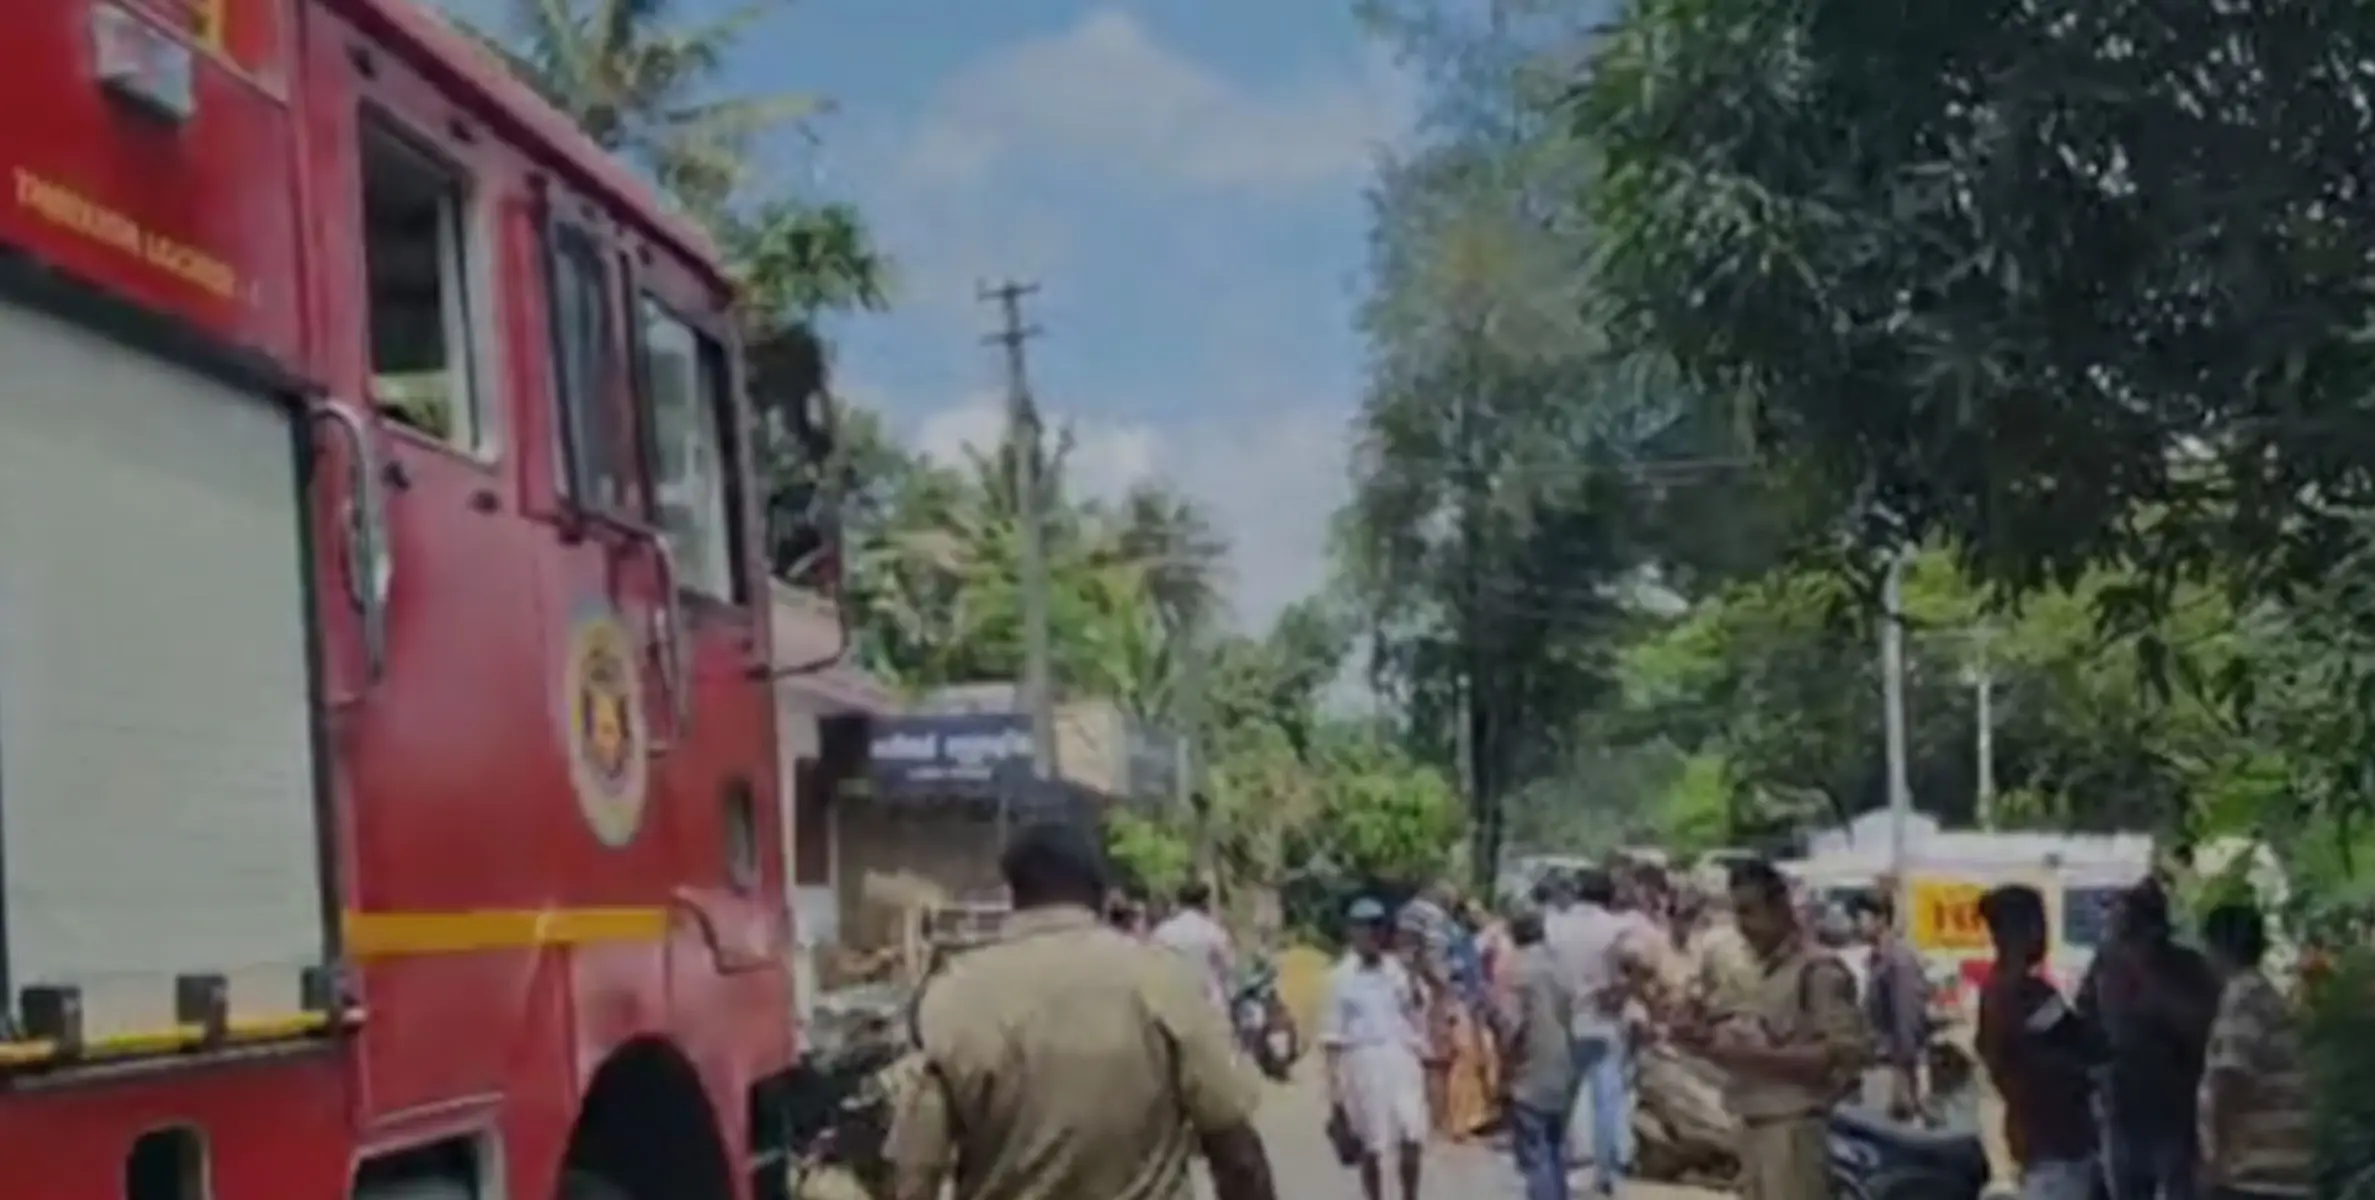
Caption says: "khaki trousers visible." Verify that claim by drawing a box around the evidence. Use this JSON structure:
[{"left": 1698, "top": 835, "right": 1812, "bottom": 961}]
[{"left": 1739, "top": 1115, "right": 1829, "bottom": 1200}]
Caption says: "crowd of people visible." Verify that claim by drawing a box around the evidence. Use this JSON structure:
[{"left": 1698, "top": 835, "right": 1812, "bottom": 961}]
[
  {"left": 1311, "top": 861, "right": 2314, "bottom": 1200},
  {"left": 880, "top": 822, "right": 2313, "bottom": 1200},
  {"left": 1309, "top": 856, "right": 1868, "bottom": 1200},
  {"left": 1976, "top": 879, "right": 2311, "bottom": 1200}
]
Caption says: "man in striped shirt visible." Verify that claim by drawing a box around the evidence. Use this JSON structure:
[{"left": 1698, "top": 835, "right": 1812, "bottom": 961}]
[{"left": 2198, "top": 902, "right": 2312, "bottom": 1200}]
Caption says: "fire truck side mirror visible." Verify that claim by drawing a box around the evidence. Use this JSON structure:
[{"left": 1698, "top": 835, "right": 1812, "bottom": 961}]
[{"left": 744, "top": 323, "right": 843, "bottom": 594}]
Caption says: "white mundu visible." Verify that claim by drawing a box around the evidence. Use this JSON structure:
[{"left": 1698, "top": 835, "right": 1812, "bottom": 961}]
[{"left": 1320, "top": 952, "right": 1428, "bottom": 1155}]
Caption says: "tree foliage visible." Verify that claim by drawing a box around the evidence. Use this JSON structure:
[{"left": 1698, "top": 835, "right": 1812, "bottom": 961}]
[
  {"left": 1347, "top": 4, "right": 1704, "bottom": 878},
  {"left": 1551, "top": 0, "right": 2375, "bottom": 875},
  {"left": 455, "top": 0, "right": 821, "bottom": 223},
  {"left": 1581, "top": 0, "right": 2375, "bottom": 601}
]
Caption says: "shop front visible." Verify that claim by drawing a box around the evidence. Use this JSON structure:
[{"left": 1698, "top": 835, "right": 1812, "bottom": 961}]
[{"left": 832, "top": 698, "right": 1180, "bottom": 971}]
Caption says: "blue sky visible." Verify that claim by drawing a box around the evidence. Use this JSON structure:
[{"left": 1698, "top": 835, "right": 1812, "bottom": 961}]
[{"left": 698, "top": 0, "right": 1419, "bottom": 627}]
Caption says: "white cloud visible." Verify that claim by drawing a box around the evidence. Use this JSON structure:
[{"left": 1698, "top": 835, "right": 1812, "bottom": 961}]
[
  {"left": 904, "top": 393, "right": 1352, "bottom": 630},
  {"left": 898, "top": 9, "right": 1415, "bottom": 198}
]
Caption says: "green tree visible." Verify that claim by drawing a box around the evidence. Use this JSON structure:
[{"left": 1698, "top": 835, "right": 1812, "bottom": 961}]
[
  {"left": 450, "top": 0, "right": 893, "bottom": 589},
  {"left": 455, "top": 0, "right": 820, "bottom": 222},
  {"left": 1575, "top": 0, "right": 2375, "bottom": 644},
  {"left": 1346, "top": 0, "right": 1830, "bottom": 878},
  {"left": 835, "top": 430, "right": 1226, "bottom": 703},
  {"left": 1606, "top": 547, "right": 2287, "bottom": 844}
]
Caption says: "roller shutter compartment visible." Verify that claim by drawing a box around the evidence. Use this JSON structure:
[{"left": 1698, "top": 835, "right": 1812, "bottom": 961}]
[{"left": 0, "top": 298, "right": 328, "bottom": 1051}]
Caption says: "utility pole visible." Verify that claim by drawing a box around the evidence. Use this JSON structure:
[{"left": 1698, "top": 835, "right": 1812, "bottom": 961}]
[
  {"left": 1177, "top": 613, "right": 1212, "bottom": 878},
  {"left": 1882, "top": 551, "right": 1912, "bottom": 878},
  {"left": 981, "top": 280, "right": 1059, "bottom": 791},
  {"left": 1972, "top": 627, "right": 1996, "bottom": 829}
]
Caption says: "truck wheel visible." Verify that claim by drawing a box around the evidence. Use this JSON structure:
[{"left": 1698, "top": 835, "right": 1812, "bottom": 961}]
[{"left": 558, "top": 1171, "right": 636, "bottom": 1200}]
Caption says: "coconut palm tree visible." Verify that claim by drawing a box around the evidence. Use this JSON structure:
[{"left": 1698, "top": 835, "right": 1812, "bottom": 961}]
[
  {"left": 447, "top": 0, "right": 894, "bottom": 590},
  {"left": 1107, "top": 484, "right": 1228, "bottom": 633},
  {"left": 451, "top": 0, "right": 819, "bottom": 223},
  {"left": 835, "top": 436, "right": 1232, "bottom": 715}
]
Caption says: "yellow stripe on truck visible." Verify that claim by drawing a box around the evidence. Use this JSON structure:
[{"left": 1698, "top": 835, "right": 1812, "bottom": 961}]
[
  {"left": 343, "top": 906, "right": 671, "bottom": 959},
  {"left": 0, "top": 909, "right": 669, "bottom": 1070}
]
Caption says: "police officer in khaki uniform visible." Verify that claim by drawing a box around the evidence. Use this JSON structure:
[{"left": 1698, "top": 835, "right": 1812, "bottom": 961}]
[
  {"left": 1674, "top": 858, "right": 1866, "bottom": 1200},
  {"left": 885, "top": 821, "right": 1281, "bottom": 1200}
]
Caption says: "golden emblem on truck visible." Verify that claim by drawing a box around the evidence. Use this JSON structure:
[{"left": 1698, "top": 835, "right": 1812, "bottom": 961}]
[{"left": 563, "top": 611, "right": 648, "bottom": 847}]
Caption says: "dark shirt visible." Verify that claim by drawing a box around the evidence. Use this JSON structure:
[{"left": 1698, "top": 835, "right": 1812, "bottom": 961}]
[
  {"left": 1500, "top": 945, "right": 1580, "bottom": 1113},
  {"left": 1863, "top": 937, "right": 1930, "bottom": 1067},
  {"left": 1976, "top": 965, "right": 2101, "bottom": 1167},
  {"left": 2078, "top": 938, "right": 2218, "bottom": 1134}
]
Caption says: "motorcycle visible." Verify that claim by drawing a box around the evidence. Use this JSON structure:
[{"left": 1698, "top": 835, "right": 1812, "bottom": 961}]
[
  {"left": 1231, "top": 957, "right": 1301, "bottom": 1081},
  {"left": 781, "top": 1002, "right": 910, "bottom": 1200},
  {"left": 1827, "top": 1105, "right": 1991, "bottom": 1200}
]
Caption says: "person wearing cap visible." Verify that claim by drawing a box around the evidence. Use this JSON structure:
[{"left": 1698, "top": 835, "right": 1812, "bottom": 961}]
[{"left": 1322, "top": 896, "right": 1431, "bottom": 1200}]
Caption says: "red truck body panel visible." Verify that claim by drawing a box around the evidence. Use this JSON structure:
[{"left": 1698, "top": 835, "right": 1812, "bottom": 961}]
[{"left": 0, "top": 1, "right": 798, "bottom": 1196}]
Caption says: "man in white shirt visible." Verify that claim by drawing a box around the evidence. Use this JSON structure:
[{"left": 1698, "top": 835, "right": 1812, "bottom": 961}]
[
  {"left": 1544, "top": 869, "right": 1636, "bottom": 1196},
  {"left": 1151, "top": 879, "right": 1236, "bottom": 1013},
  {"left": 1323, "top": 897, "right": 1430, "bottom": 1200}
]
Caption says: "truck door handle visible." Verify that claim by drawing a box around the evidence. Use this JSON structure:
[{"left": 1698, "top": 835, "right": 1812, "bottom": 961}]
[{"left": 313, "top": 401, "right": 393, "bottom": 700}]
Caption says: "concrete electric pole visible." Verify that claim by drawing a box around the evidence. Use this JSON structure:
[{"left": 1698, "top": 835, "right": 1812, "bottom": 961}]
[
  {"left": 1970, "top": 626, "right": 1996, "bottom": 829},
  {"left": 981, "top": 280, "right": 1059, "bottom": 785},
  {"left": 1882, "top": 551, "right": 1912, "bottom": 877}
]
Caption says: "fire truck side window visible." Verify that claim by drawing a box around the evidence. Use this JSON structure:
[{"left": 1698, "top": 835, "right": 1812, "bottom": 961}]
[
  {"left": 359, "top": 117, "right": 487, "bottom": 453},
  {"left": 547, "top": 224, "right": 633, "bottom": 509},
  {"left": 638, "top": 297, "right": 746, "bottom": 601}
]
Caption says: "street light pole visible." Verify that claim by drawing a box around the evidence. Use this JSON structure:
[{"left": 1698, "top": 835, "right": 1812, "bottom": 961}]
[
  {"left": 1973, "top": 627, "right": 1996, "bottom": 829},
  {"left": 1882, "top": 551, "right": 1912, "bottom": 877}
]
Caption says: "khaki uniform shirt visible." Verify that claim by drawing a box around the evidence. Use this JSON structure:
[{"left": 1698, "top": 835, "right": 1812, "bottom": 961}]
[
  {"left": 1692, "top": 920, "right": 1761, "bottom": 1018},
  {"left": 1730, "top": 939, "right": 1867, "bottom": 1123},
  {"left": 885, "top": 905, "right": 1261, "bottom": 1200}
]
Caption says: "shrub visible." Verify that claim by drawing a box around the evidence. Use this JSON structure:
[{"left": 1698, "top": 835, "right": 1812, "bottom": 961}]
[{"left": 2305, "top": 947, "right": 2375, "bottom": 1200}]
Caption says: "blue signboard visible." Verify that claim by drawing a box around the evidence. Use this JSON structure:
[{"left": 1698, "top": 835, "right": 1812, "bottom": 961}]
[
  {"left": 863, "top": 711, "right": 1182, "bottom": 809},
  {"left": 866, "top": 713, "right": 1034, "bottom": 796}
]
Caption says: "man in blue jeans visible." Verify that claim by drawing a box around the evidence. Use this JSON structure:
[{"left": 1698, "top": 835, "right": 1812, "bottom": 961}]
[
  {"left": 1545, "top": 869, "right": 1635, "bottom": 1195},
  {"left": 1497, "top": 908, "right": 1579, "bottom": 1200}
]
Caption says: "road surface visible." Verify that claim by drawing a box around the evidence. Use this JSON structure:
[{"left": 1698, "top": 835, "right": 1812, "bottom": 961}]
[{"left": 1217, "top": 1073, "right": 1728, "bottom": 1200}]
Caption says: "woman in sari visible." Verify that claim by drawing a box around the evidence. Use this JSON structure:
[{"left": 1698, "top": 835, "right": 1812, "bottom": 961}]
[{"left": 1435, "top": 895, "right": 1503, "bottom": 1140}]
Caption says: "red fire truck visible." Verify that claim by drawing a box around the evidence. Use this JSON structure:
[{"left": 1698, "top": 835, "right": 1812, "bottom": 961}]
[{"left": 0, "top": 1, "right": 817, "bottom": 1198}]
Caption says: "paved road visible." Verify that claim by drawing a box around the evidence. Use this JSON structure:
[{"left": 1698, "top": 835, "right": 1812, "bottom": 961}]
[{"left": 1215, "top": 1073, "right": 1727, "bottom": 1200}]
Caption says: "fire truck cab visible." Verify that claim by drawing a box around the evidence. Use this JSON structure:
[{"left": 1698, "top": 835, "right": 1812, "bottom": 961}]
[{"left": 0, "top": 2, "right": 805, "bottom": 1199}]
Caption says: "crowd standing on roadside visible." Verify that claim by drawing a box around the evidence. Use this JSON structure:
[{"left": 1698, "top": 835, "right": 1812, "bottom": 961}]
[
  {"left": 1976, "top": 876, "right": 2311, "bottom": 1200},
  {"left": 886, "top": 822, "right": 2312, "bottom": 1200}
]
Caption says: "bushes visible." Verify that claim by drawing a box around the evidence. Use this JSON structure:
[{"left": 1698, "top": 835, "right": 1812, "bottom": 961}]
[{"left": 2304, "top": 948, "right": 2375, "bottom": 1200}]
